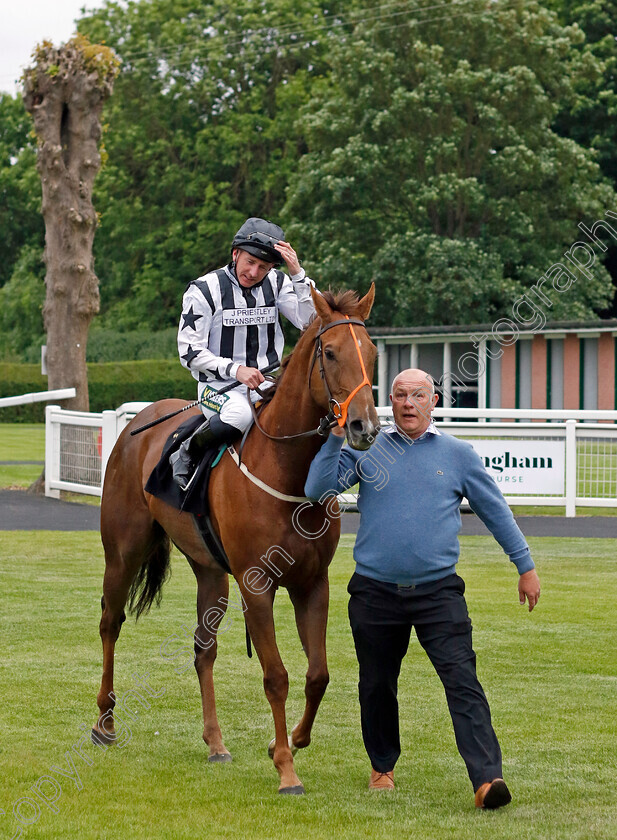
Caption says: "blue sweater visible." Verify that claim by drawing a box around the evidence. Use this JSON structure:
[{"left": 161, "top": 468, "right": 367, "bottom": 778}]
[{"left": 304, "top": 428, "right": 534, "bottom": 586}]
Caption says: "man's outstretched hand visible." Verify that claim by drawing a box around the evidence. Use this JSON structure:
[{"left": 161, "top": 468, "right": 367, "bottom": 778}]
[{"left": 518, "top": 569, "right": 541, "bottom": 612}]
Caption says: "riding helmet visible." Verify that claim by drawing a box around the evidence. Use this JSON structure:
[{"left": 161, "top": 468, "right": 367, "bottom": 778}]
[{"left": 232, "top": 218, "right": 285, "bottom": 266}]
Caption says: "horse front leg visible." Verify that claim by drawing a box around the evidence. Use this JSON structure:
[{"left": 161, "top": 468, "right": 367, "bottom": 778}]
[
  {"left": 188, "top": 558, "right": 232, "bottom": 762},
  {"left": 288, "top": 574, "right": 330, "bottom": 750},
  {"left": 241, "top": 587, "right": 304, "bottom": 794}
]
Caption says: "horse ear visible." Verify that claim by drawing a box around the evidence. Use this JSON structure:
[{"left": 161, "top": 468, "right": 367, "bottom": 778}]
[
  {"left": 357, "top": 282, "right": 375, "bottom": 322},
  {"left": 311, "top": 286, "right": 335, "bottom": 323}
]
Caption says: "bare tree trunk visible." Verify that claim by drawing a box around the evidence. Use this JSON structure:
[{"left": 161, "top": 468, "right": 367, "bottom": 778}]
[
  {"left": 23, "top": 35, "right": 119, "bottom": 411},
  {"left": 23, "top": 36, "right": 119, "bottom": 494}
]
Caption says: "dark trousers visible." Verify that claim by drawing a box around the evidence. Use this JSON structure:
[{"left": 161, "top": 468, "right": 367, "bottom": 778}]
[{"left": 348, "top": 571, "right": 503, "bottom": 791}]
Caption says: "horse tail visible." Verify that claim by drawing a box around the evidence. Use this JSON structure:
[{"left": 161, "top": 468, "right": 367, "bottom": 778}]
[{"left": 127, "top": 522, "right": 172, "bottom": 620}]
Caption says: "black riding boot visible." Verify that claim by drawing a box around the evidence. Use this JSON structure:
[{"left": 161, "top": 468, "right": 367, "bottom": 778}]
[{"left": 170, "top": 415, "right": 237, "bottom": 490}]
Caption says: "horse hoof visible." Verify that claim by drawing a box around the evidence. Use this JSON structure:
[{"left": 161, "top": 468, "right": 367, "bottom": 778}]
[
  {"left": 278, "top": 785, "right": 305, "bottom": 795},
  {"left": 268, "top": 735, "right": 298, "bottom": 760},
  {"left": 91, "top": 728, "right": 116, "bottom": 746},
  {"left": 208, "top": 752, "right": 232, "bottom": 763}
]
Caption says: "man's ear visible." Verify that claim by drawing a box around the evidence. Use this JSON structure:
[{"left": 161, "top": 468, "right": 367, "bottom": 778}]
[
  {"left": 311, "top": 286, "right": 335, "bottom": 324},
  {"left": 357, "top": 282, "right": 375, "bottom": 321}
]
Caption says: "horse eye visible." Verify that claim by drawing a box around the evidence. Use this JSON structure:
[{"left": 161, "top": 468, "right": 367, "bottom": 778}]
[{"left": 324, "top": 348, "right": 336, "bottom": 361}]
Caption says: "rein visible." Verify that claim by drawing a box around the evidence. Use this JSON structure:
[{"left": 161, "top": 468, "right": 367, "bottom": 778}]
[{"left": 247, "top": 316, "right": 371, "bottom": 443}]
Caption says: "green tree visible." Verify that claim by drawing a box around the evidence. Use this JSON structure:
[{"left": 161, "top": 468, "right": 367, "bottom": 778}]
[
  {"left": 78, "top": 0, "right": 357, "bottom": 330},
  {"left": 550, "top": 0, "right": 617, "bottom": 316},
  {"left": 0, "top": 245, "right": 45, "bottom": 359},
  {"left": 0, "top": 94, "right": 43, "bottom": 291},
  {"left": 550, "top": 0, "right": 617, "bottom": 171},
  {"left": 284, "top": 0, "right": 616, "bottom": 325}
]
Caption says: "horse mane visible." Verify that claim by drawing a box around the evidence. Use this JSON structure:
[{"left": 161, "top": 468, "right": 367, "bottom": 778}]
[
  {"left": 259, "top": 288, "right": 363, "bottom": 405},
  {"left": 318, "top": 288, "right": 363, "bottom": 317}
]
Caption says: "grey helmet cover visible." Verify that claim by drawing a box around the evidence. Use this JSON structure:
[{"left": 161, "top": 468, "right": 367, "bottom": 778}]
[{"left": 232, "top": 217, "right": 285, "bottom": 266}]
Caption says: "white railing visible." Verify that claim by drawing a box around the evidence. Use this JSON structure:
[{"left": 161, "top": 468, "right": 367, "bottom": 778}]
[
  {"left": 0, "top": 387, "right": 76, "bottom": 408},
  {"left": 44, "top": 402, "right": 149, "bottom": 498},
  {"left": 44, "top": 403, "right": 617, "bottom": 517},
  {"left": 335, "top": 407, "right": 617, "bottom": 517}
]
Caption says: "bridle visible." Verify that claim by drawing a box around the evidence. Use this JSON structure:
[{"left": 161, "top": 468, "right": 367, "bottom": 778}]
[
  {"left": 245, "top": 315, "right": 373, "bottom": 443},
  {"left": 312, "top": 315, "right": 373, "bottom": 428}
]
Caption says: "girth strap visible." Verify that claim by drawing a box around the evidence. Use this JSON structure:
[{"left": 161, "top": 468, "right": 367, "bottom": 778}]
[{"left": 226, "top": 446, "right": 309, "bottom": 503}]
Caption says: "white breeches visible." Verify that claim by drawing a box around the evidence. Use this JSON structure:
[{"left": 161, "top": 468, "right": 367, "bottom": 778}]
[{"left": 197, "top": 380, "right": 274, "bottom": 432}]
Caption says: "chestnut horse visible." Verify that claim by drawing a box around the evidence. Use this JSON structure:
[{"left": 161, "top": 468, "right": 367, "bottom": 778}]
[{"left": 93, "top": 285, "right": 379, "bottom": 793}]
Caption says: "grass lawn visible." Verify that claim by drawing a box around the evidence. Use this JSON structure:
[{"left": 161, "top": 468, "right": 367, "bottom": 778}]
[
  {"left": 0, "top": 424, "right": 45, "bottom": 488},
  {"left": 0, "top": 424, "right": 100, "bottom": 504},
  {"left": 1, "top": 531, "right": 616, "bottom": 839}
]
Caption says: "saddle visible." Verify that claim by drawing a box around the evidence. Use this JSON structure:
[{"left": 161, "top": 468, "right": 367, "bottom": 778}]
[{"left": 144, "top": 415, "right": 231, "bottom": 573}]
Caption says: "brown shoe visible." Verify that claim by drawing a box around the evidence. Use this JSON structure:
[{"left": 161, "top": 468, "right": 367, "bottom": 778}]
[
  {"left": 369, "top": 769, "right": 395, "bottom": 790},
  {"left": 474, "top": 778, "right": 512, "bottom": 809}
]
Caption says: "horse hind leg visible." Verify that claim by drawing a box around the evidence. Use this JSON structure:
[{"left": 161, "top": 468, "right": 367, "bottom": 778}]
[
  {"left": 187, "top": 558, "right": 232, "bottom": 762},
  {"left": 93, "top": 518, "right": 171, "bottom": 745}
]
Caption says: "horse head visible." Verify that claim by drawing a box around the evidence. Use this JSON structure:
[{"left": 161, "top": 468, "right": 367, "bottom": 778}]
[{"left": 309, "top": 284, "right": 380, "bottom": 450}]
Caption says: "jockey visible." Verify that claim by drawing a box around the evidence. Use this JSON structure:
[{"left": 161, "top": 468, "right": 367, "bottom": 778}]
[{"left": 172, "top": 217, "right": 317, "bottom": 490}]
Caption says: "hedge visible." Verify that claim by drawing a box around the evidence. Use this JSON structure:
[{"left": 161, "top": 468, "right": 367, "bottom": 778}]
[
  {"left": 86, "top": 327, "right": 179, "bottom": 362},
  {"left": 0, "top": 360, "right": 196, "bottom": 422}
]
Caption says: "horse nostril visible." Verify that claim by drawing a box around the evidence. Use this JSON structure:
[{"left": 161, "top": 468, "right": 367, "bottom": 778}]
[{"left": 348, "top": 419, "right": 365, "bottom": 437}]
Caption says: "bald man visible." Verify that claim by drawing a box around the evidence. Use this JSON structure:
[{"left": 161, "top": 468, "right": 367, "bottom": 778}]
[{"left": 305, "top": 368, "right": 540, "bottom": 807}]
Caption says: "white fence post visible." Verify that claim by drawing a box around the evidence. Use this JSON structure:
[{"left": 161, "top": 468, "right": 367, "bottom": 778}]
[
  {"left": 565, "top": 419, "right": 577, "bottom": 518},
  {"left": 45, "top": 405, "right": 61, "bottom": 499},
  {"left": 100, "top": 410, "right": 118, "bottom": 490}
]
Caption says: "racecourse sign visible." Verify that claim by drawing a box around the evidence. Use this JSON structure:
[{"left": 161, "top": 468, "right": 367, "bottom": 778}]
[{"left": 468, "top": 439, "right": 565, "bottom": 494}]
